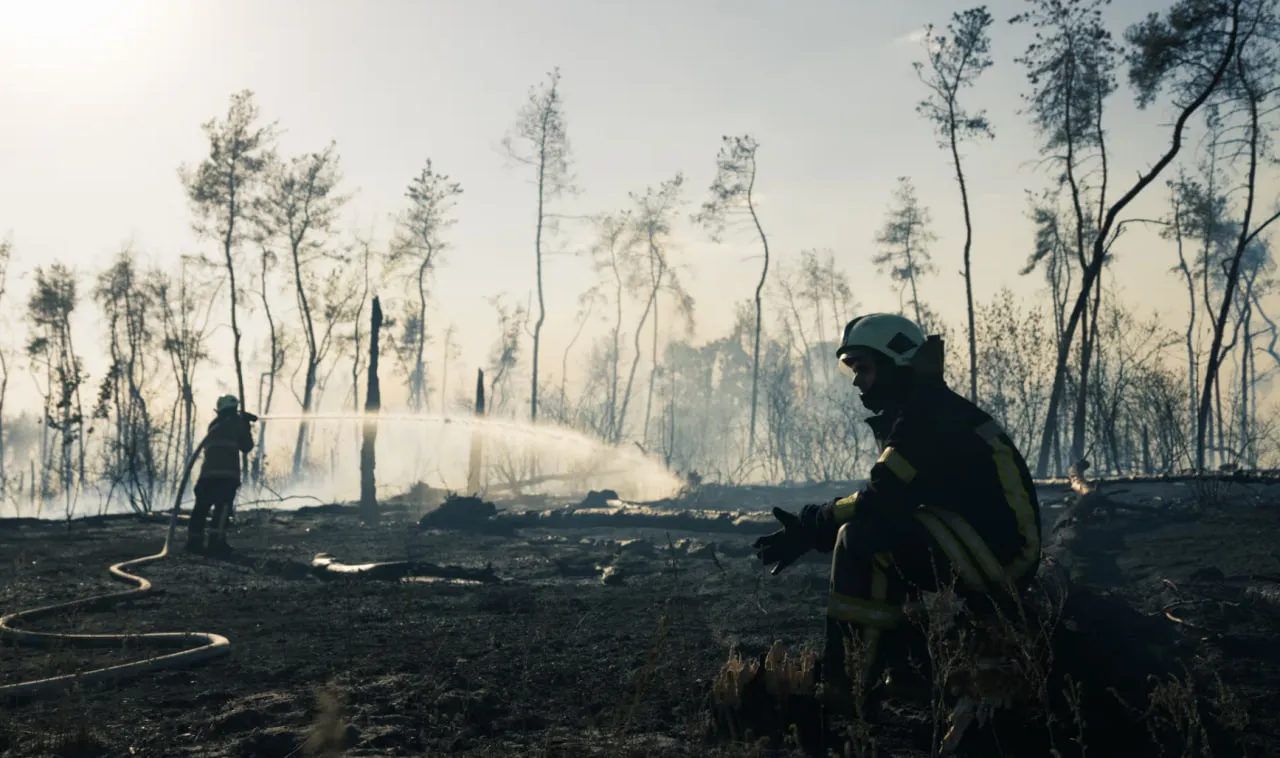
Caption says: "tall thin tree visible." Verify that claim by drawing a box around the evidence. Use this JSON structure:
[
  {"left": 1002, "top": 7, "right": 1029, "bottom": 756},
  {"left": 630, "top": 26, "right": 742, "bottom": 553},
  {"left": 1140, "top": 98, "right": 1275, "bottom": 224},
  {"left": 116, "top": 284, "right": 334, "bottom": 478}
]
[
  {"left": 873, "top": 177, "right": 937, "bottom": 327},
  {"left": 181, "top": 90, "right": 276, "bottom": 480},
  {"left": 502, "top": 67, "right": 574, "bottom": 422},
  {"left": 389, "top": 160, "right": 462, "bottom": 413},
  {"left": 1017, "top": 0, "right": 1243, "bottom": 476},
  {"left": 259, "top": 142, "right": 349, "bottom": 478},
  {"left": 915, "top": 6, "right": 995, "bottom": 402},
  {"left": 694, "top": 135, "right": 771, "bottom": 456},
  {"left": 1196, "top": 1, "right": 1280, "bottom": 470}
]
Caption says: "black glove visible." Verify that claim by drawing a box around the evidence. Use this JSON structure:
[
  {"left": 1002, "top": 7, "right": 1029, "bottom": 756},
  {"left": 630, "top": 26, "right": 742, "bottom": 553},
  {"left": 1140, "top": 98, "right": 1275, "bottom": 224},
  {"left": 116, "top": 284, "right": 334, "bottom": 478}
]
[{"left": 753, "top": 507, "right": 815, "bottom": 575}]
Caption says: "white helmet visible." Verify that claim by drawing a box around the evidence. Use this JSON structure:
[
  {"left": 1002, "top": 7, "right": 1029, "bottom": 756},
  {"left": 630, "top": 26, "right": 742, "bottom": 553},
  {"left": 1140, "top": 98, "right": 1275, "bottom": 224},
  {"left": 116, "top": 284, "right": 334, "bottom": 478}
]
[{"left": 836, "top": 313, "right": 926, "bottom": 368}]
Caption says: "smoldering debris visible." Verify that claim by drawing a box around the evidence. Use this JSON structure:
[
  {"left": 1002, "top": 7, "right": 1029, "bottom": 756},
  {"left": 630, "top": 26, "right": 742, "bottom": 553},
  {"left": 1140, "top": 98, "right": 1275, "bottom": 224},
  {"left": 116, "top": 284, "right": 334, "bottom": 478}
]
[
  {"left": 575, "top": 489, "right": 620, "bottom": 509},
  {"left": 416, "top": 494, "right": 505, "bottom": 532}
]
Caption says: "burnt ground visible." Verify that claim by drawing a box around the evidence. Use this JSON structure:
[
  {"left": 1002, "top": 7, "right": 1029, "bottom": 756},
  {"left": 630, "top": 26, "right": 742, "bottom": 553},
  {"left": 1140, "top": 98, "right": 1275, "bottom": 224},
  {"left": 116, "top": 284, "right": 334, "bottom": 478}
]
[{"left": 1, "top": 481, "right": 1279, "bottom": 757}]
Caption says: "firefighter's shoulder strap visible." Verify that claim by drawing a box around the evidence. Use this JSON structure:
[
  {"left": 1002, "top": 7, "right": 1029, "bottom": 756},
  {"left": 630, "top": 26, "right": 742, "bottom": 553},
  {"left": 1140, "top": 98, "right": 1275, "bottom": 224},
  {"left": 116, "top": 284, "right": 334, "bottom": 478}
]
[{"left": 911, "top": 335, "right": 945, "bottom": 377}]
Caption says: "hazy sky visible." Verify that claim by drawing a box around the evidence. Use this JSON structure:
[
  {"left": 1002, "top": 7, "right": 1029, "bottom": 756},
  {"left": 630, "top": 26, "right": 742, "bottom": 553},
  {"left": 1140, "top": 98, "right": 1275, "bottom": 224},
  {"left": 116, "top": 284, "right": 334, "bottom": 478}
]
[{"left": 0, "top": 0, "right": 1275, "bottom": 414}]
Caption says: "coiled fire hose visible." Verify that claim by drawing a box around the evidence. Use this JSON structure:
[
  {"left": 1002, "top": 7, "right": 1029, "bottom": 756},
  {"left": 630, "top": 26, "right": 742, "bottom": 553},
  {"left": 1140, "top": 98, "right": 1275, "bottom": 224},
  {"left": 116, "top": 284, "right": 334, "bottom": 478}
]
[{"left": 0, "top": 432, "right": 231, "bottom": 701}]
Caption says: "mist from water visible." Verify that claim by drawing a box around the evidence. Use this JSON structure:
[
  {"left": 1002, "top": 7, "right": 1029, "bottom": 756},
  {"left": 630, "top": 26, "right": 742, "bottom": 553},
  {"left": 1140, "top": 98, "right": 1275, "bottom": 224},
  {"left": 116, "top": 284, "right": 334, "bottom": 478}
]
[
  {"left": 1, "top": 413, "right": 685, "bottom": 520},
  {"left": 245, "top": 411, "right": 684, "bottom": 508}
]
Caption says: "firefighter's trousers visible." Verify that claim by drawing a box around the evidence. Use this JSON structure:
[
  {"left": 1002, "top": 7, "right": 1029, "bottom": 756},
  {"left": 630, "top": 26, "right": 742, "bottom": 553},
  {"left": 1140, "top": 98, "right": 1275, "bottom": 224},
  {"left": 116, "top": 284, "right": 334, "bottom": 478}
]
[
  {"left": 823, "top": 506, "right": 1031, "bottom": 696},
  {"left": 188, "top": 479, "right": 239, "bottom": 550}
]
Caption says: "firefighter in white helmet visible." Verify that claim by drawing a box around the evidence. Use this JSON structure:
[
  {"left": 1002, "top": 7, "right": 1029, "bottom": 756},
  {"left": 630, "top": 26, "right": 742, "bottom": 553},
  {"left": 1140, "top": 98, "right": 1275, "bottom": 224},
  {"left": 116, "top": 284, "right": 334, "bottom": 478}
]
[
  {"left": 753, "top": 313, "right": 1042, "bottom": 714},
  {"left": 186, "top": 394, "right": 256, "bottom": 555}
]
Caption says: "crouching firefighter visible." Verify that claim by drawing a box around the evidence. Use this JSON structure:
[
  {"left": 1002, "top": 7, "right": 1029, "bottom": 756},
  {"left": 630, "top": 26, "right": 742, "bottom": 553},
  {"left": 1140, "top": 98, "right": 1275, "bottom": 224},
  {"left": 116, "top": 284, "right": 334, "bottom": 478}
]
[
  {"left": 753, "top": 313, "right": 1042, "bottom": 714},
  {"left": 186, "top": 394, "right": 256, "bottom": 555}
]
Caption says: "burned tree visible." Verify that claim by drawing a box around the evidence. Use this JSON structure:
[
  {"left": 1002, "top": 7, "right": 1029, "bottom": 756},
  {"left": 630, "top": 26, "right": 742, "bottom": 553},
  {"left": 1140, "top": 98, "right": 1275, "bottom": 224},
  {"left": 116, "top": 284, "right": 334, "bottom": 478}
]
[
  {"left": 259, "top": 142, "right": 349, "bottom": 478},
  {"left": 92, "top": 250, "right": 160, "bottom": 513},
  {"left": 915, "top": 6, "right": 996, "bottom": 402},
  {"left": 250, "top": 237, "right": 285, "bottom": 486},
  {"left": 694, "top": 135, "right": 771, "bottom": 456},
  {"left": 1195, "top": 0, "right": 1280, "bottom": 471},
  {"left": 26, "top": 264, "right": 86, "bottom": 514},
  {"left": 181, "top": 89, "right": 276, "bottom": 480},
  {"left": 150, "top": 257, "right": 218, "bottom": 492},
  {"left": 1016, "top": 0, "right": 1244, "bottom": 477},
  {"left": 360, "top": 296, "right": 383, "bottom": 523},
  {"left": 502, "top": 67, "right": 574, "bottom": 422},
  {"left": 620, "top": 174, "right": 691, "bottom": 447},
  {"left": 873, "top": 177, "right": 937, "bottom": 327},
  {"left": 486, "top": 297, "right": 527, "bottom": 417},
  {"left": 348, "top": 235, "right": 379, "bottom": 413},
  {"left": 1013, "top": 0, "right": 1120, "bottom": 473},
  {"left": 586, "top": 210, "right": 637, "bottom": 441},
  {"left": 467, "top": 368, "right": 485, "bottom": 494},
  {"left": 389, "top": 160, "right": 462, "bottom": 412}
]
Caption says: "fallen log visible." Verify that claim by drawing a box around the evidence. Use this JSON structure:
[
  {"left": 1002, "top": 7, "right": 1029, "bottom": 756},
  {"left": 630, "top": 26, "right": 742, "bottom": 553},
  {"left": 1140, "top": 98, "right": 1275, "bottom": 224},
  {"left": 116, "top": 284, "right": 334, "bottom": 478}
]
[
  {"left": 1035, "top": 468, "right": 1280, "bottom": 486},
  {"left": 417, "top": 495, "right": 779, "bottom": 535},
  {"left": 309, "top": 552, "right": 501, "bottom": 584}
]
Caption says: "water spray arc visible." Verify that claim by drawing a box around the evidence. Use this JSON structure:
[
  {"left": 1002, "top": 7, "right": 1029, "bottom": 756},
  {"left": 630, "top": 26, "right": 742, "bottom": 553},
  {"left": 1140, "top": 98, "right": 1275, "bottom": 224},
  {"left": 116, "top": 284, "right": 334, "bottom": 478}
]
[
  {"left": 252, "top": 410, "right": 684, "bottom": 502},
  {"left": 0, "top": 431, "right": 231, "bottom": 701}
]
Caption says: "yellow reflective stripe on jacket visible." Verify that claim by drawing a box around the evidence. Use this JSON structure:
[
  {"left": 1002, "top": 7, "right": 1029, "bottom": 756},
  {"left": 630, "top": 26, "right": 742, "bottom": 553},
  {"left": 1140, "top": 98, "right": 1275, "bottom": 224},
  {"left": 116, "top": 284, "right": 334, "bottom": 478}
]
[
  {"left": 912, "top": 510, "right": 987, "bottom": 592},
  {"left": 975, "top": 420, "right": 1041, "bottom": 581},
  {"left": 827, "top": 589, "right": 903, "bottom": 629},
  {"left": 833, "top": 492, "right": 859, "bottom": 523},
  {"left": 858, "top": 565, "right": 891, "bottom": 661},
  {"left": 877, "top": 446, "right": 918, "bottom": 484},
  {"left": 924, "top": 506, "right": 1007, "bottom": 587}
]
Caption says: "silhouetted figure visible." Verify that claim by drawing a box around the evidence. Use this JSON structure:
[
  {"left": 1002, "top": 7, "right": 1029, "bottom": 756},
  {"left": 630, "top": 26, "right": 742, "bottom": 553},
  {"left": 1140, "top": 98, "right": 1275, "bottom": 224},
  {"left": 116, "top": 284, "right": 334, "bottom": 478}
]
[
  {"left": 186, "top": 394, "right": 255, "bottom": 556},
  {"left": 753, "top": 313, "right": 1043, "bottom": 716}
]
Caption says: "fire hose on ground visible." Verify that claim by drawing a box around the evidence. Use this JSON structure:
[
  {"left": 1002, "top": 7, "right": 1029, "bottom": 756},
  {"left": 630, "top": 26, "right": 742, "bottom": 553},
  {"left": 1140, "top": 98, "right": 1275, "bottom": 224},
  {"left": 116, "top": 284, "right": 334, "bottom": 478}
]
[{"left": 0, "top": 432, "right": 231, "bottom": 702}]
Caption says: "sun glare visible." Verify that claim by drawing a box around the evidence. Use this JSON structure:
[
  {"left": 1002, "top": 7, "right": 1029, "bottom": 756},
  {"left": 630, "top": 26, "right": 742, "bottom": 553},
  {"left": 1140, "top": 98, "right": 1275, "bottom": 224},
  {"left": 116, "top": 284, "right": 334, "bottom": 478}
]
[{"left": 0, "top": 0, "right": 141, "bottom": 59}]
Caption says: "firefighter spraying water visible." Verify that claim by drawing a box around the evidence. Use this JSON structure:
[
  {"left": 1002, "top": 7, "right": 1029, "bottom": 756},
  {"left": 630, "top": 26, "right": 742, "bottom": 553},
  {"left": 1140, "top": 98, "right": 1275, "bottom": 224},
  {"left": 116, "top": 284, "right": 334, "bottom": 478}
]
[{"left": 186, "top": 394, "right": 257, "bottom": 555}]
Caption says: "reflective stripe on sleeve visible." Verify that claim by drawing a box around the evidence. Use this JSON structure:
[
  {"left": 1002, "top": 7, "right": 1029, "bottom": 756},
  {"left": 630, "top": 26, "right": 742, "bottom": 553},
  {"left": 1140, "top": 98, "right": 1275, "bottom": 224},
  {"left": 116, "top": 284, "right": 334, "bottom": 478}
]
[
  {"left": 877, "top": 446, "right": 918, "bottom": 484},
  {"left": 833, "top": 492, "right": 859, "bottom": 523}
]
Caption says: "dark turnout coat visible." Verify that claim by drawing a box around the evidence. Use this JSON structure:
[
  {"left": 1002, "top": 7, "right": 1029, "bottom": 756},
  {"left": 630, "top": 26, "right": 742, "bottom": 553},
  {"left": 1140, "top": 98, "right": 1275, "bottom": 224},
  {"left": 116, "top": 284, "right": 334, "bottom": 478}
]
[
  {"left": 197, "top": 410, "right": 255, "bottom": 484},
  {"left": 809, "top": 375, "right": 1042, "bottom": 585}
]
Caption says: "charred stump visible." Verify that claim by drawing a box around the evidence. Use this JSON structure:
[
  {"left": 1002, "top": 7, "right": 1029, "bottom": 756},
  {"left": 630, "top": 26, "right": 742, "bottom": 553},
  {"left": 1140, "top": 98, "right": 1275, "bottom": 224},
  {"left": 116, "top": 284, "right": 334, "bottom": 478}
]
[
  {"left": 360, "top": 296, "right": 382, "bottom": 523},
  {"left": 467, "top": 369, "right": 485, "bottom": 495}
]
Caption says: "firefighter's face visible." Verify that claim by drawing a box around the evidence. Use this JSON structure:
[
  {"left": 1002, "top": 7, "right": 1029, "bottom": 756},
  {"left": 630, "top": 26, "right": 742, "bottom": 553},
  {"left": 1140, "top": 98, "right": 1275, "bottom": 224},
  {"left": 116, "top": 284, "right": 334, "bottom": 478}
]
[{"left": 839, "top": 349, "right": 878, "bottom": 395}]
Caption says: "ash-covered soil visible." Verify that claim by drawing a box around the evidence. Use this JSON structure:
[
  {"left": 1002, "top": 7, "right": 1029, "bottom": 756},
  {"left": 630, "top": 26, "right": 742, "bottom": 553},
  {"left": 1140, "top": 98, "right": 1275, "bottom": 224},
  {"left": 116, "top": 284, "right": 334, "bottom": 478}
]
[{"left": 2, "top": 480, "right": 1280, "bottom": 757}]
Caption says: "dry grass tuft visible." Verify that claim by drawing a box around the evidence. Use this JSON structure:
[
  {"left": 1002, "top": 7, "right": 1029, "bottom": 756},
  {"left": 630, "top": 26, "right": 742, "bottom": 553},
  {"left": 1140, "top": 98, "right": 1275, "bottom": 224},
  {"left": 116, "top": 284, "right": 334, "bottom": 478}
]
[
  {"left": 905, "top": 569, "right": 1066, "bottom": 756},
  {"left": 708, "top": 640, "right": 821, "bottom": 750},
  {"left": 712, "top": 649, "right": 761, "bottom": 712},
  {"left": 762, "top": 640, "right": 818, "bottom": 701}
]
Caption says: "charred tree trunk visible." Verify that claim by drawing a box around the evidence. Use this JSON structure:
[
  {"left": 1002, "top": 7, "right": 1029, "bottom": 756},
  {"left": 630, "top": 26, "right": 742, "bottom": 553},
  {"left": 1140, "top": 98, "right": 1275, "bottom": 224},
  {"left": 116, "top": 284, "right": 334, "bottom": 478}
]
[
  {"left": 360, "top": 296, "right": 382, "bottom": 523},
  {"left": 468, "top": 369, "right": 486, "bottom": 494}
]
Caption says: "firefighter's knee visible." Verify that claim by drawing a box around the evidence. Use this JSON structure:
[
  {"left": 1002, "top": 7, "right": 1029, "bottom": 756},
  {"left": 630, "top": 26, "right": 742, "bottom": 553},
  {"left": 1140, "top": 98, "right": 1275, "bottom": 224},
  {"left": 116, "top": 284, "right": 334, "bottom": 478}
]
[{"left": 828, "top": 548, "right": 902, "bottom": 630}]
